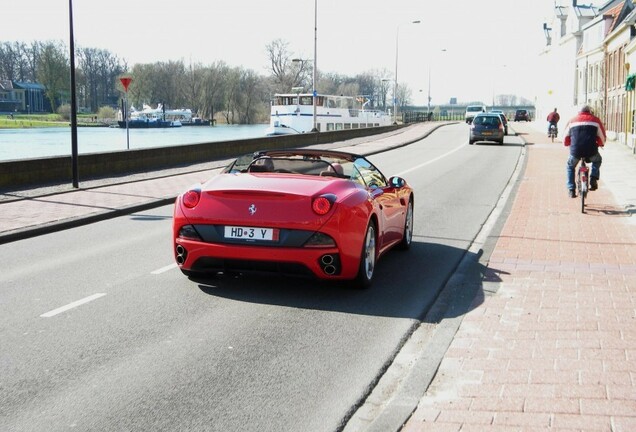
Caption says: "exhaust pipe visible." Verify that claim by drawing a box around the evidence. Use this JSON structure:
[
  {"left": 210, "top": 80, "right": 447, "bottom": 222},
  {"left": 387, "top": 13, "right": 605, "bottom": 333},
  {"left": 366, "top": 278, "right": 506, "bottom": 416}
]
[
  {"left": 324, "top": 265, "right": 336, "bottom": 275},
  {"left": 319, "top": 254, "right": 340, "bottom": 275},
  {"left": 175, "top": 244, "right": 187, "bottom": 265},
  {"left": 321, "top": 254, "right": 334, "bottom": 265}
]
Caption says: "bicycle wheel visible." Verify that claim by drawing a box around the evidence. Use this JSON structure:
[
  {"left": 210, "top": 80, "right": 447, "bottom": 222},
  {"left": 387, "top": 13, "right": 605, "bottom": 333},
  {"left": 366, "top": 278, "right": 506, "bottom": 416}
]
[
  {"left": 580, "top": 187, "right": 586, "bottom": 213},
  {"left": 579, "top": 174, "right": 587, "bottom": 213}
]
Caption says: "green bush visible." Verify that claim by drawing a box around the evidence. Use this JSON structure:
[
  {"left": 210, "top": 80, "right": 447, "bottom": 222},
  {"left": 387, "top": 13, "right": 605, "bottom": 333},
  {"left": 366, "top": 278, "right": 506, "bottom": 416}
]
[
  {"left": 97, "top": 106, "right": 117, "bottom": 120},
  {"left": 57, "top": 104, "right": 71, "bottom": 120}
]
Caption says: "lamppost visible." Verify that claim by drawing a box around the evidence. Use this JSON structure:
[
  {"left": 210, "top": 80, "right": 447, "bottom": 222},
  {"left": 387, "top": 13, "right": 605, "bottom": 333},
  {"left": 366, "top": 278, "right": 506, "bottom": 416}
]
[
  {"left": 311, "top": 0, "right": 318, "bottom": 132},
  {"left": 68, "top": 0, "right": 79, "bottom": 188},
  {"left": 393, "top": 20, "right": 420, "bottom": 124}
]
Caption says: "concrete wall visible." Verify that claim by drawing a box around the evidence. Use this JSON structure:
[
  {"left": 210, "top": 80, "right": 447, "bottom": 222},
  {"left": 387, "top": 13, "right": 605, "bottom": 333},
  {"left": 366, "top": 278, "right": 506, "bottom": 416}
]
[{"left": 0, "top": 125, "right": 399, "bottom": 190}]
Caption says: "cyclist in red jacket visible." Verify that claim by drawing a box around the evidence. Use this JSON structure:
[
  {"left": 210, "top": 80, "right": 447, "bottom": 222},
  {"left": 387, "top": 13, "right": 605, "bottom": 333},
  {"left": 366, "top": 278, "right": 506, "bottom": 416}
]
[
  {"left": 563, "top": 105, "right": 606, "bottom": 198},
  {"left": 546, "top": 108, "right": 560, "bottom": 134}
]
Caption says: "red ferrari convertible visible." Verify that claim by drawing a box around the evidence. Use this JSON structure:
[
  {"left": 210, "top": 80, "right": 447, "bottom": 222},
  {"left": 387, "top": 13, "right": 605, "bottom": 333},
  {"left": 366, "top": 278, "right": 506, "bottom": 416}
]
[{"left": 172, "top": 149, "right": 414, "bottom": 288}]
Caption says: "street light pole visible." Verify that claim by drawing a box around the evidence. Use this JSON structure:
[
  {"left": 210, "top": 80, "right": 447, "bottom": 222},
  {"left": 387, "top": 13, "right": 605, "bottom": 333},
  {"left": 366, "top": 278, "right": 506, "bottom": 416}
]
[
  {"left": 68, "top": 0, "right": 79, "bottom": 188},
  {"left": 393, "top": 20, "right": 420, "bottom": 125},
  {"left": 312, "top": 0, "right": 318, "bottom": 132}
]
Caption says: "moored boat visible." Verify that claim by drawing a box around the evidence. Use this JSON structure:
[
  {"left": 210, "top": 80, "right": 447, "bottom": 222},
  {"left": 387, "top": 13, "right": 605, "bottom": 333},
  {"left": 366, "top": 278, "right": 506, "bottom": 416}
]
[
  {"left": 265, "top": 92, "right": 392, "bottom": 136},
  {"left": 117, "top": 119, "right": 182, "bottom": 128},
  {"left": 118, "top": 104, "right": 210, "bottom": 128}
]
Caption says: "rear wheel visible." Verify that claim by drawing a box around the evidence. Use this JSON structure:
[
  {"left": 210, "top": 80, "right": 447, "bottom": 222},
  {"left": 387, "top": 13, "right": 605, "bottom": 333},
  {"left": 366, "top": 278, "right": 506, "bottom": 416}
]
[
  {"left": 578, "top": 171, "right": 587, "bottom": 213},
  {"left": 580, "top": 184, "right": 587, "bottom": 213},
  {"left": 397, "top": 199, "right": 414, "bottom": 250},
  {"left": 580, "top": 189, "right": 586, "bottom": 213},
  {"left": 354, "top": 221, "right": 377, "bottom": 289}
]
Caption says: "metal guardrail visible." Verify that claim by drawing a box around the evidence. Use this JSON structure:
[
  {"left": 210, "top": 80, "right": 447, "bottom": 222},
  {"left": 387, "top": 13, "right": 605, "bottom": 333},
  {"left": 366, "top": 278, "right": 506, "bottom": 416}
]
[{"left": 402, "top": 111, "right": 465, "bottom": 123}]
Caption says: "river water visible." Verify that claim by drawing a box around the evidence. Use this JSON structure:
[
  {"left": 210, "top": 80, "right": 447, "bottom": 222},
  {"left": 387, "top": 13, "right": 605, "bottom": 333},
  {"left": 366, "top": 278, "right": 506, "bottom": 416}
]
[{"left": 0, "top": 124, "right": 269, "bottom": 162}]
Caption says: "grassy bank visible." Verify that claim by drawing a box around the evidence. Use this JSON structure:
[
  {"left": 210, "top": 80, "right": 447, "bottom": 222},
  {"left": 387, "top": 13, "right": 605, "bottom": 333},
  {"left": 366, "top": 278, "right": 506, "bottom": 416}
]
[{"left": 0, "top": 114, "right": 111, "bottom": 129}]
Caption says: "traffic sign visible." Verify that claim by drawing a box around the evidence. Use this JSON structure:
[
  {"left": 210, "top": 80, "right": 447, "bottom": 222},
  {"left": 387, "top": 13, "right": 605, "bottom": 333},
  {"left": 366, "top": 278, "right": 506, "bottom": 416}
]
[{"left": 120, "top": 77, "right": 132, "bottom": 92}]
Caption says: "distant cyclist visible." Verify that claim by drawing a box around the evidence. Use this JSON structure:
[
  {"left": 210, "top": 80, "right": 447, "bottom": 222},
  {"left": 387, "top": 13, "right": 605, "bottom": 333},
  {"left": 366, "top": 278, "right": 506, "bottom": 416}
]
[
  {"left": 546, "top": 108, "right": 560, "bottom": 135},
  {"left": 563, "top": 105, "right": 606, "bottom": 198}
]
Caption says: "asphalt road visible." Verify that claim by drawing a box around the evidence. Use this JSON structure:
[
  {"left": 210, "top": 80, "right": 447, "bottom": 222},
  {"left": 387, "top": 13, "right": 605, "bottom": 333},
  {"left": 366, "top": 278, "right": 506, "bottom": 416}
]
[{"left": 0, "top": 123, "right": 524, "bottom": 431}]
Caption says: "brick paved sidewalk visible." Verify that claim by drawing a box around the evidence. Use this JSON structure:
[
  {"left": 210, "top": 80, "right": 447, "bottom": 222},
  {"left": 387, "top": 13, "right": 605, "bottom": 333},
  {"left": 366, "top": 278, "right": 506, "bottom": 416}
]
[{"left": 402, "top": 125, "right": 636, "bottom": 431}]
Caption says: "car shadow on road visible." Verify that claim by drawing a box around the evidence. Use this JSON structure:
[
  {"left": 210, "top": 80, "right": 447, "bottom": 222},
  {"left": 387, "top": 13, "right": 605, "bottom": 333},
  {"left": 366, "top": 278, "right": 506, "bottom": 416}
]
[{"left": 192, "top": 241, "right": 502, "bottom": 322}]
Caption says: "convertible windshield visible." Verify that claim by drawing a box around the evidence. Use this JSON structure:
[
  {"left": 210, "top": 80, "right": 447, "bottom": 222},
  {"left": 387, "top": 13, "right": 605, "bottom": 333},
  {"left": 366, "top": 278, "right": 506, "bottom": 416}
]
[
  {"left": 223, "top": 151, "right": 388, "bottom": 189},
  {"left": 225, "top": 155, "right": 351, "bottom": 178}
]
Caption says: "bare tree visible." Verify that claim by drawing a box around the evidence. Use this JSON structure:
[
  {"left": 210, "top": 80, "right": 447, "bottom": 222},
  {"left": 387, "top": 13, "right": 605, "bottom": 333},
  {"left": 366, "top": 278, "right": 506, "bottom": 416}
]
[
  {"left": 265, "top": 38, "right": 310, "bottom": 93},
  {"left": 37, "top": 41, "right": 69, "bottom": 111},
  {"left": 198, "top": 60, "right": 229, "bottom": 121},
  {"left": 235, "top": 68, "right": 267, "bottom": 124},
  {"left": 0, "top": 41, "right": 33, "bottom": 82},
  {"left": 183, "top": 62, "right": 204, "bottom": 114},
  {"left": 128, "top": 60, "right": 187, "bottom": 109}
]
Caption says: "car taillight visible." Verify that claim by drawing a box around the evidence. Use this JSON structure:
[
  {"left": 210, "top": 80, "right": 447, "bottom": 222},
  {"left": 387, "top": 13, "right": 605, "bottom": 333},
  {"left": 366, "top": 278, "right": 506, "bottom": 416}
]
[
  {"left": 312, "top": 197, "right": 332, "bottom": 215},
  {"left": 183, "top": 189, "right": 201, "bottom": 208},
  {"left": 312, "top": 194, "right": 336, "bottom": 215}
]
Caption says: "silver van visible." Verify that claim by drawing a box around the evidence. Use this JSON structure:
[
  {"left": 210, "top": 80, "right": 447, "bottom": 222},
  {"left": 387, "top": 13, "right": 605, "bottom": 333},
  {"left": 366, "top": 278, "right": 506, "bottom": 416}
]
[{"left": 465, "top": 105, "right": 486, "bottom": 124}]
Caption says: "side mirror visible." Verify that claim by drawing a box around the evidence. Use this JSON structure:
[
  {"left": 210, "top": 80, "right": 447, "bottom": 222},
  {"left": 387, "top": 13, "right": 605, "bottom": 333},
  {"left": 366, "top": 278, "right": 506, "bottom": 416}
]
[{"left": 389, "top": 176, "right": 406, "bottom": 188}]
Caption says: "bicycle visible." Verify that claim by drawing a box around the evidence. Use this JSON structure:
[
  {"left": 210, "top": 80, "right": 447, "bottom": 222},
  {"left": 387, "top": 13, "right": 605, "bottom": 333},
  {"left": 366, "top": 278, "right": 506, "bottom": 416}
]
[
  {"left": 548, "top": 124, "right": 558, "bottom": 142},
  {"left": 576, "top": 158, "right": 590, "bottom": 213}
]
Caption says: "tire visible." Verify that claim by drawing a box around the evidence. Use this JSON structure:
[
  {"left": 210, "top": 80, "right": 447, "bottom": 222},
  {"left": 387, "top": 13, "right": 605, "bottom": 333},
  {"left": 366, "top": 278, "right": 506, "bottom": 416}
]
[
  {"left": 397, "top": 199, "right": 414, "bottom": 250},
  {"left": 580, "top": 182, "right": 587, "bottom": 213},
  {"left": 580, "top": 189, "right": 586, "bottom": 213},
  {"left": 469, "top": 139, "right": 475, "bottom": 145},
  {"left": 354, "top": 221, "right": 377, "bottom": 289},
  {"left": 578, "top": 171, "right": 587, "bottom": 213}
]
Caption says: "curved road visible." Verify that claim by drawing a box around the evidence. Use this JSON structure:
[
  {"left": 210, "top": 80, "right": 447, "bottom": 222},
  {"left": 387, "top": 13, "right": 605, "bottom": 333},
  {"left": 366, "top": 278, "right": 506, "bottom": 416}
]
[{"left": 0, "top": 123, "right": 524, "bottom": 431}]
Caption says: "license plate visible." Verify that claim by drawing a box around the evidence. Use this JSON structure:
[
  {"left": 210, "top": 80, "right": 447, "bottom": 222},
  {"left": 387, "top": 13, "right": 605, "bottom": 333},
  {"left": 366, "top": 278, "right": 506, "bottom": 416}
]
[
  {"left": 224, "top": 226, "right": 279, "bottom": 241},
  {"left": 482, "top": 132, "right": 492, "bottom": 135}
]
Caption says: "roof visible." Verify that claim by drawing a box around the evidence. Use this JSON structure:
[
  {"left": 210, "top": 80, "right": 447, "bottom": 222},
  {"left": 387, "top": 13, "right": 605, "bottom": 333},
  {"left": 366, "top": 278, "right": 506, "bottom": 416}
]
[
  {"left": 603, "top": 0, "right": 628, "bottom": 34},
  {"left": 12, "top": 82, "right": 45, "bottom": 90}
]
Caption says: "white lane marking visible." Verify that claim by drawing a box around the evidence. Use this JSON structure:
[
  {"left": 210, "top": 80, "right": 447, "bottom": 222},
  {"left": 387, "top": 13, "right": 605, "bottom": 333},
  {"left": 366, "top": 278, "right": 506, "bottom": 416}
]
[
  {"left": 396, "top": 143, "right": 466, "bottom": 177},
  {"left": 151, "top": 263, "right": 178, "bottom": 275},
  {"left": 40, "top": 293, "right": 107, "bottom": 318}
]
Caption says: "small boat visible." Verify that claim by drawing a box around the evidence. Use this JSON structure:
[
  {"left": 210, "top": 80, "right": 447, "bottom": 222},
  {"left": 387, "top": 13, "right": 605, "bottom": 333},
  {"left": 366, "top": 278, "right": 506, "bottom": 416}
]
[
  {"left": 182, "top": 117, "right": 211, "bottom": 126},
  {"left": 117, "top": 118, "right": 182, "bottom": 128},
  {"left": 265, "top": 92, "right": 392, "bottom": 136},
  {"left": 118, "top": 104, "right": 209, "bottom": 128}
]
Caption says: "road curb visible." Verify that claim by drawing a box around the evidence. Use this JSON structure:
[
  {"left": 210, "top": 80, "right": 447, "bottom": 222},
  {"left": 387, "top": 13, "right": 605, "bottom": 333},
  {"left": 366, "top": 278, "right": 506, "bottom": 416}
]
[{"left": 343, "top": 134, "right": 528, "bottom": 432}]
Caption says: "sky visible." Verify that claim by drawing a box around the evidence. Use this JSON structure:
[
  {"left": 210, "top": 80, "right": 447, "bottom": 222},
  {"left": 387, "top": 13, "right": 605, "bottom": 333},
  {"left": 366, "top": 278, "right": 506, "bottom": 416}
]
[{"left": 2, "top": 0, "right": 563, "bottom": 106}]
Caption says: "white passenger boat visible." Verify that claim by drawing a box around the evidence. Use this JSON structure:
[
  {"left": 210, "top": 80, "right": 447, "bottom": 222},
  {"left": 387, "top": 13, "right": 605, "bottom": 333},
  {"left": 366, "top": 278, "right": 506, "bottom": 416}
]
[{"left": 265, "top": 92, "right": 392, "bottom": 135}]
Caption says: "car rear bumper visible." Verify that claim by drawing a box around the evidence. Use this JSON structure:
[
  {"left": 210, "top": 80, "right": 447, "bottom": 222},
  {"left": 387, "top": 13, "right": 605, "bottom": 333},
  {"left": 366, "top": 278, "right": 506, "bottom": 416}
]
[
  {"left": 174, "top": 238, "right": 358, "bottom": 280},
  {"left": 470, "top": 132, "right": 505, "bottom": 141}
]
